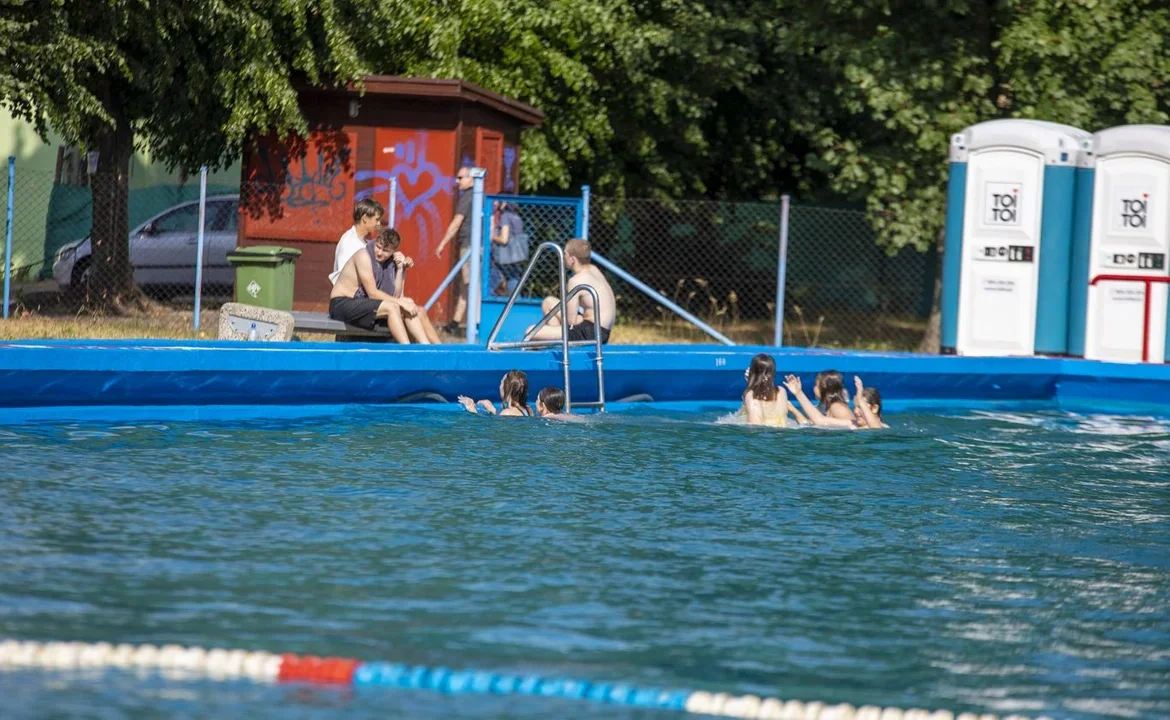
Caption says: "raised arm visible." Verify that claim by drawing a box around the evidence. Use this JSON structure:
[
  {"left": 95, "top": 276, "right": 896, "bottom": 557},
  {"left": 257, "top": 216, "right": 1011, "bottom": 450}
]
[
  {"left": 493, "top": 223, "right": 511, "bottom": 246},
  {"left": 783, "top": 375, "right": 853, "bottom": 428},
  {"left": 853, "top": 376, "right": 880, "bottom": 430}
]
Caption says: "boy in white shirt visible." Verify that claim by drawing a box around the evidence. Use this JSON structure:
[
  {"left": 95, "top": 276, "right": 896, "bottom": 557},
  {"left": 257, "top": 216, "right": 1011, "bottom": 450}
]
[{"left": 330, "top": 198, "right": 384, "bottom": 285}]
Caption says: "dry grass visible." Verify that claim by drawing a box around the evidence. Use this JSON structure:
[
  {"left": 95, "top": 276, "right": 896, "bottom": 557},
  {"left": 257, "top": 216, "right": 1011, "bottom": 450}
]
[
  {"left": 0, "top": 310, "right": 216, "bottom": 340},
  {"left": 0, "top": 307, "right": 923, "bottom": 351}
]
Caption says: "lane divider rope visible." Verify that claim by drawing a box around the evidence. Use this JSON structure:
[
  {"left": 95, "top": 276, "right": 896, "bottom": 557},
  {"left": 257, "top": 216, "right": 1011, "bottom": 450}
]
[{"left": 0, "top": 639, "right": 1050, "bottom": 720}]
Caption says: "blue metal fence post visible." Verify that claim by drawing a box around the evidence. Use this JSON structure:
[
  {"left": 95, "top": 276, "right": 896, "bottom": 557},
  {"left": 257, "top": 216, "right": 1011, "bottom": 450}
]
[
  {"left": 773, "top": 194, "right": 790, "bottom": 347},
  {"left": 467, "top": 168, "right": 486, "bottom": 344},
  {"left": 193, "top": 167, "right": 208, "bottom": 333},
  {"left": 579, "top": 185, "right": 591, "bottom": 240},
  {"left": 3, "top": 157, "right": 14, "bottom": 320}
]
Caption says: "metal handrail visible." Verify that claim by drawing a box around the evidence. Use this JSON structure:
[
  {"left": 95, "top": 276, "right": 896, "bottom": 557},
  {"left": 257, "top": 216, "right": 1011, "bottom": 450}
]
[
  {"left": 1089, "top": 273, "right": 1170, "bottom": 362},
  {"left": 484, "top": 241, "right": 606, "bottom": 412}
]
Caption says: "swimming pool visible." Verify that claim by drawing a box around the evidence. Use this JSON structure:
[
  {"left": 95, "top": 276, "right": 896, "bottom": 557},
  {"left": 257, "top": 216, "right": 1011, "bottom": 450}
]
[{"left": 2, "top": 402, "right": 1168, "bottom": 719}]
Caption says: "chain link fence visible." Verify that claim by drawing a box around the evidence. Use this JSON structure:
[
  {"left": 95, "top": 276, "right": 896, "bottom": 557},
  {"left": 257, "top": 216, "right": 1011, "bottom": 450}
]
[
  {"left": 1, "top": 165, "right": 239, "bottom": 318},
  {"left": 0, "top": 159, "right": 936, "bottom": 350},
  {"left": 785, "top": 204, "right": 936, "bottom": 350},
  {"left": 587, "top": 197, "right": 935, "bottom": 349},
  {"left": 483, "top": 197, "right": 579, "bottom": 302}
]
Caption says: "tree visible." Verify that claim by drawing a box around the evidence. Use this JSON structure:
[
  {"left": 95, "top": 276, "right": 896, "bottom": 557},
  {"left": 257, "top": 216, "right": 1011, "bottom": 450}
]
[
  {"left": 798, "top": 0, "right": 1170, "bottom": 350},
  {"left": 0, "top": 1, "right": 377, "bottom": 304}
]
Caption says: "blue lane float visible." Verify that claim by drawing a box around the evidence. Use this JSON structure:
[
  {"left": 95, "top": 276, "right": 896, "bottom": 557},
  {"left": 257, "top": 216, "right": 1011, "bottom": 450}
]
[{"left": 1, "top": 340, "right": 1170, "bottom": 422}]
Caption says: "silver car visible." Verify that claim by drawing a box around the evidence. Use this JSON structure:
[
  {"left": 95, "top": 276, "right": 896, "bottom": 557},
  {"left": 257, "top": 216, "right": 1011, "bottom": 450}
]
[{"left": 53, "top": 195, "right": 240, "bottom": 290}]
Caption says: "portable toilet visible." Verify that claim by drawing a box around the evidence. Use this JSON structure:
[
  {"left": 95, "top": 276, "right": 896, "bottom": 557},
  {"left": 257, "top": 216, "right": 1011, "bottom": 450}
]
[
  {"left": 941, "top": 119, "right": 1088, "bottom": 356},
  {"left": 1068, "top": 125, "right": 1170, "bottom": 363}
]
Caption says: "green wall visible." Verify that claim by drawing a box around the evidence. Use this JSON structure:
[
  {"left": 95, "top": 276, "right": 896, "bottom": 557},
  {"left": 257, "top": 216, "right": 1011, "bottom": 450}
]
[{"left": 1, "top": 111, "right": 241, "bottom": 282}]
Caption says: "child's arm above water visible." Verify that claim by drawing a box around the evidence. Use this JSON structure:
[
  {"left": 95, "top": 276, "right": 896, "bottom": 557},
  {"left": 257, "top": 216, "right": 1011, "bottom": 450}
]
[
  {"left": 456, "top": 396, "right": 499, "bottom": 415},
  {"left": 786, "top": 397, "right": 809, "bottom": 426},
  {"left": 852, "top": 376, "right": 883, "bottom": 430},
  {"left": 783, "top": 375, "right": 854, "bottom": 428}
]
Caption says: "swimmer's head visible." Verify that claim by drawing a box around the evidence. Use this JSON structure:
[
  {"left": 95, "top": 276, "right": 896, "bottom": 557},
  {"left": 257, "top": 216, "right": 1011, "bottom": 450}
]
[
  {"left": 854, "top": 386, "right": 882, "bottom": 421},
  {"left": 499, "top": 370, "right": 530, "bottom": 413},
  {"left": 745, "top": 353, "right": 777, "bottom": 402},
  {"left": 537, "top": 387, "right": 566, "bottom": 416},
  {"left": 814, "top": 370, "right": 848, "bottom": 409},
  {"left": 373, "top": 228, "right": 401, "bottom": 263}
]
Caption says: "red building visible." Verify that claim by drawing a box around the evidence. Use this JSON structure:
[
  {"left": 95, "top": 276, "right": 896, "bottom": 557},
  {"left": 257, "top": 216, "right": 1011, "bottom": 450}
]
[{"left": 238, "top": 76, "right": 543, "bottom": 315}]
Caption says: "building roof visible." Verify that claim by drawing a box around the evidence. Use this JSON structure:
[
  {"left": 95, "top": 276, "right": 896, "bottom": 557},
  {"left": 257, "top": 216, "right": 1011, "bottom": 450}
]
[{"left": 344, "top": 75, "right": 544, "bottom": 127}]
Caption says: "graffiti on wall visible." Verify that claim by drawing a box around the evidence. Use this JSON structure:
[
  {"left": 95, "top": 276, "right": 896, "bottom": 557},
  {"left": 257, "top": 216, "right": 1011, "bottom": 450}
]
[
  {"left": 357, "top": 137, "right": 455, "bottom": 258},
  {"left": 243, "top": 132, "right": 356, "bottom": 242},
  {"left": 503, "top": 146, "right": 517, "bottom": 193}
]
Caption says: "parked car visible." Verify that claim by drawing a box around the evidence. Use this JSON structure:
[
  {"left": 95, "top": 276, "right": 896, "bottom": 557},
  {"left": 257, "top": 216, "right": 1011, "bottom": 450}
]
[{"left": 53, "top": 195, "right": 240, "bottom": 291}]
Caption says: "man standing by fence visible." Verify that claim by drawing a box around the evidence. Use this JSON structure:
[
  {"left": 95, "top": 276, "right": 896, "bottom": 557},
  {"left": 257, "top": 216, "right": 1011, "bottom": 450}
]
[{"left": 435, "top": 167, "right": 476, "bottom": 334}]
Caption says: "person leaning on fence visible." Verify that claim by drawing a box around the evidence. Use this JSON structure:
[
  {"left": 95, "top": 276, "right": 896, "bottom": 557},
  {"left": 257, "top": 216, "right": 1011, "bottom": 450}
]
[
  {"left": 527, "top": 239, "right": 616, "bottom": 344},
  {"left": 330, "top": 197, "right": 384, "bottom": 285},
  {"left": 329, "top": 229, "right": 434, "bottom": 344},
  {"left": 435, "top": 167, "right": 476, "bottom": 334},
  {"left": 490, "top": 201, "right": 529, "bottom": 296}
]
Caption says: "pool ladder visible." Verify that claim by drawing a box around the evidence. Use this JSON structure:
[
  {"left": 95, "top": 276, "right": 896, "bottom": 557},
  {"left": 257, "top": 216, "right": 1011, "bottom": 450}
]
[{"left": 484, "top": 242, "right": 606, "bottom": 413}]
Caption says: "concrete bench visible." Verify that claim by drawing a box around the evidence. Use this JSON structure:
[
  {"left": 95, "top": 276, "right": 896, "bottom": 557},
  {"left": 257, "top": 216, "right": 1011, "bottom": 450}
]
[{"left": 290, "top": 311, "right": 395, "bottom": 341}]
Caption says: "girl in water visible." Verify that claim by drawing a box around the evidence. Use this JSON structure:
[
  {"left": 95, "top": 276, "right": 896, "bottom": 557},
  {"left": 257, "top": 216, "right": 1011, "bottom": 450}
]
[
  {"left": 852, "top": 376, "right": 887, "bottom": 429},
  {"left": 741, "top": 353, "right": 806, "bottom": 426},
  {"left": 457, "top": 370, "right": 534, "bottom": 417},
  {"left": 783, "top": 373, "right": 886, "bottom": 429}
]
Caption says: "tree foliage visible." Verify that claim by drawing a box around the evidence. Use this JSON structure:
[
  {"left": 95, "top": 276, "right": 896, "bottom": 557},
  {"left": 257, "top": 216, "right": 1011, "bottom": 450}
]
[{"left": 0, "top": 0, "right": 378, "bottom": 300}]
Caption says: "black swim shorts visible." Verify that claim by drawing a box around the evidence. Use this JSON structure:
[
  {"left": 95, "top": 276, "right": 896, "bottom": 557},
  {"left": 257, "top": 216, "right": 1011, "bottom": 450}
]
[
  {"left": 329, "top": 296, "right": 382, "bottom": 330},
  {"left": 567, "top": 320, "right": 611, "bottom": 344}
]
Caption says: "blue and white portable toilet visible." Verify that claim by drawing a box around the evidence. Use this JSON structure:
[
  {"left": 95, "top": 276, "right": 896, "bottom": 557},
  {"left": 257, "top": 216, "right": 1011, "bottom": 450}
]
[
  {"left": 1068, "top": 125, "right": 1170, "bottom": 363},
  {"left": 941, "top": 119, "right": 1088, "bottom": 356}
]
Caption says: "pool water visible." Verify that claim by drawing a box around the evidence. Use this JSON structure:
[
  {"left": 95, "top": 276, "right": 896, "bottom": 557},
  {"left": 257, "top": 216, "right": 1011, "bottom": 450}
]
[{"left": 1, "top": 405, "right": 1168, "bottom": 719}]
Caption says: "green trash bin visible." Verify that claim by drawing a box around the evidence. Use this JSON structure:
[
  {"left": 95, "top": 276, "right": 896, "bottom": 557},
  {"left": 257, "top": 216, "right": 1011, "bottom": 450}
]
[{"left": 226, "top": 245, "right": 302, "bottom": 311}]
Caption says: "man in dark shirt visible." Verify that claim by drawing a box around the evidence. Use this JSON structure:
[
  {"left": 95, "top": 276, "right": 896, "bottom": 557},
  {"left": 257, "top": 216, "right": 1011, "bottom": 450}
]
[{"left": 435, "top": 167, "right": 476, "bottom": 333}]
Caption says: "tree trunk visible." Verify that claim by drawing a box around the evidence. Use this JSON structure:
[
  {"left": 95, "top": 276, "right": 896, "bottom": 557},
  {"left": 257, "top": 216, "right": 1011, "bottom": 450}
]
[
  {"left": 917, "top": 229, "right": 944, "bottom": 354},
  {"left": 87, "top": 101, "right": 135, "bottom": 306}
]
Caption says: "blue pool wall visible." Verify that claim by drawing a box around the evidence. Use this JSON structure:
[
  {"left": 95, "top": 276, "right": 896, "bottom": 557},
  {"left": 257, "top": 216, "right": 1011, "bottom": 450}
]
[{"left": 2, "top": 341, "right": 1169, "bottom": 422}]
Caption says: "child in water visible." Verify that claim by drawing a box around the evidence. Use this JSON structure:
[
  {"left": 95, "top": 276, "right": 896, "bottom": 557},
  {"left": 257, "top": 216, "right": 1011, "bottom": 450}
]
[
  {"left": 457, "top": 370, "right": 534, "bottom": 417},
  {"left": 852, "top": 376, "right": 887, "bottom": 429},
  {"left": 783, "top": 372, "right": 886, "bottom": 429},
  {"left": 535, "top": 387, "right": 585, "bottom": 422},
  {"left": 741, "top": 353, "right": 807, "bottom": 427}
]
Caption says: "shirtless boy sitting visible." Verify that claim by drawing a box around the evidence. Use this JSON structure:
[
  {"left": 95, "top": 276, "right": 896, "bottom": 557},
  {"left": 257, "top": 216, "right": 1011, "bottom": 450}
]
[
  {"left": 329, "top": 228, "right": 438, "bottom": 344},
  {"left": 527, "top": 238, "right": 616, "bottom": 344}
]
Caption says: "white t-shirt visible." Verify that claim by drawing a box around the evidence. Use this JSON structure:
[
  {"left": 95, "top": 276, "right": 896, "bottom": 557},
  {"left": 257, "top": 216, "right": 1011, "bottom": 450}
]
[{"left": 330, "top": 226, "right": 366, "bottom": 285}]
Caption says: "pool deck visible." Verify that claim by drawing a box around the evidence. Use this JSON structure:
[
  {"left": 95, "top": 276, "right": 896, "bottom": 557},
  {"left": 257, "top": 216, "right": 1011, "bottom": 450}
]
[{"left": 1, "top": 340, "right": 1169, "bottom": 422}]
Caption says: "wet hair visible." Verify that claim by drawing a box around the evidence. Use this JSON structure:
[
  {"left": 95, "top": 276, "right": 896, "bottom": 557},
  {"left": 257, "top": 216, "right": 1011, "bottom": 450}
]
[
  {"left": 564, "top": 238, "right": 591, "bottom": 266},
  {"left": 537, "top": 386, "right": 565, "bottom": 415},
  {"left": 374, "top": 228, "right": 401, "bottom": 250},
  {"left": 745, "top": 353, "right": 777, "bottom": 402},
  {"left": 860, "top": 387, "right": 882, "bottom": 417},
  {"left": 815, "top": 370, "right": 849, "bottom": 411},
  {"left": 501, "top": 370, "right": 532, "bottom": 416},
  {"left": 353, "top": 197, "right": 384, "bottom": 225}
]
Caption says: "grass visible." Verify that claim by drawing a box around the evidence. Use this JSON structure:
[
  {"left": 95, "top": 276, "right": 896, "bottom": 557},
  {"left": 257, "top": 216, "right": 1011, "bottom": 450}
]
[{"left": 0, "top": 309, "right": 923, "bottom": 350}]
